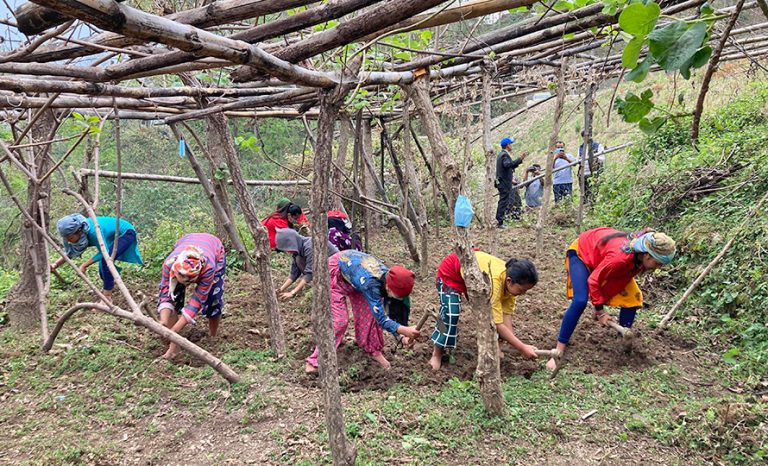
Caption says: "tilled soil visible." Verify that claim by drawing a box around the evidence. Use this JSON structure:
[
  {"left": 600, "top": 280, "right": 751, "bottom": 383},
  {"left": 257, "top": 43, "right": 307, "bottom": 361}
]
[{"left": 190, "top": 223, "right": 696, "bottom": 392}]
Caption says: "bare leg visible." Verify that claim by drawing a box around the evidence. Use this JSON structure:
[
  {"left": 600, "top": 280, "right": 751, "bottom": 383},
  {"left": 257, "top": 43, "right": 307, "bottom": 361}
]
[
  {"left": 371, "top": 352, "right": 391, "bottom": 370},
  {"left": 208, "top": 316, "right": 220, "bottom": 337},
  {"left": 430, "top": 345, "right": 444, "bottom": 371},
  {"left": 159, "top": 309, "right": 178, "bottom": 329}
]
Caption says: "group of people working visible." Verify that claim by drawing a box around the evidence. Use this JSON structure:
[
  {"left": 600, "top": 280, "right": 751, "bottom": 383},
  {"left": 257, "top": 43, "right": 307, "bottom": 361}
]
[
  {"left": 495, "top": 135, "right": 606, "bottom": 228},
  {"left": 51, "top": 191, "right": 677, "bottom": 373}
]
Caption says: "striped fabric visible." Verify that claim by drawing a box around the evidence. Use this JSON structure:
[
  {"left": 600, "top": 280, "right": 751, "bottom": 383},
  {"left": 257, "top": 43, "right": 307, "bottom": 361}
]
[{"left": 157, "top": 233, "right": 225, "bottom": 321}]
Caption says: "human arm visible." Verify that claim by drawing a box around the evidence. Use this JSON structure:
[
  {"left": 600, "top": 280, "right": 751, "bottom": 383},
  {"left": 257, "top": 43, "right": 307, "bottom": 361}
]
[
  {"left": 157, "top": 260, "right": 176, "bottom": 312},
  {"left": 180, "top": 267, "right": 216, "bottom": 323},
  {"left": 51, "top": 257, "right": 66, "bottom": 271},
  {"left": 278, "top": 277, "right": 294, "bottom": 293},
  {"left": 281, "top": 277, "right": 306, "bottom": 300},
  {"left": 79, "top": 258, "right": 96, "bottom": 274},
  {"left": 496, "top": 321, "right": 537, "bottom": 359},
  {"left": 362, "top": 282, "right": 420, "bottom": 339}
]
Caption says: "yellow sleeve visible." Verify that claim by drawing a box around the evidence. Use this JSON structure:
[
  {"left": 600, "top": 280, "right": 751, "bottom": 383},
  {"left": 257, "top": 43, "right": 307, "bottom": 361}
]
[
  {"left": 502, "top": 295, "right": 517, "bottom": 316},
  {"left": 490, "top": 274, "right": 505, "bottom": 324}
]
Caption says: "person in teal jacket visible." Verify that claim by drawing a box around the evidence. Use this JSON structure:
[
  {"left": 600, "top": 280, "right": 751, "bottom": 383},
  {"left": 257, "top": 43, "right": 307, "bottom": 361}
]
[{"left": 52, "top": 214, "right": 143, "bottom": 301}]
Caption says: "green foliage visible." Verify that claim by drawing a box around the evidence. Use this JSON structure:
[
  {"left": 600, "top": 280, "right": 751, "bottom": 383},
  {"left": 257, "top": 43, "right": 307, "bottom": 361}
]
[
  {"left": 615, "top": 89, "right": 655, "bottom": 122},
  {"left": 616, "top": 1, "right": 722, "bottom": 132},
  {"left": 594, "top": 83, "right": 768, "bottom": 383}
]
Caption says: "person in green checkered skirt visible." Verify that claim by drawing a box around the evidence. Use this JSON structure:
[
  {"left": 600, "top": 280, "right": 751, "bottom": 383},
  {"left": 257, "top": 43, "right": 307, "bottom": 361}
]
[{"left": 430, "top": 251, "right": 540, "bottom": 371}]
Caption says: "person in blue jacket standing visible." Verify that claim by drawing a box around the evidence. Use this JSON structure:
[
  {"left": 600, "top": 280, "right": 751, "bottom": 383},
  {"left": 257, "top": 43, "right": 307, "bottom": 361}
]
[{"left": 52, "top": 214, "right": 143, "bottom": 302}]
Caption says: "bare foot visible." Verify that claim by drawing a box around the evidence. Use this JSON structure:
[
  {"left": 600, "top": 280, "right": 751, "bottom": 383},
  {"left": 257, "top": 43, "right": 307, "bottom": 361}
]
[
  {"left": 304, "top": 363, "right": 318, "bottom": 374},
  {"left": 372, "top": 353, "right": 391, "bottom": 370},
  {"left": 546, "top": 358, "right": 557, "bottom": 370},
  {"left": 429, "top": 355, "right": 442, "bottom": 371},
  {"left": 161, "top": 349, "right": 179, "bottom": 360}
]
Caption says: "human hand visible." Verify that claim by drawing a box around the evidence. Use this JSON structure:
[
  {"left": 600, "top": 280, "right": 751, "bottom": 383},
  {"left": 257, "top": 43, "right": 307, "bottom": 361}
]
[
  {"left": 50, "top": 263, "right": 57, "bottom": 273},
  {"left": 521, "top": 344, "right": 538, "bottom": 359},
  {"left": 397, "top": 326, "right": 420, "bottom": 339},
  {"left": 594, "top": 311, "right": 611, "bottom": 327},
  {"left": 520, "top": 151, "right": 529, "bottom": 160},
  {"left": 546, "top": 357, "right": 558, "bottom": 370},
  {"left": 279, "top": 291, "right": 294, "bottom": 301}
]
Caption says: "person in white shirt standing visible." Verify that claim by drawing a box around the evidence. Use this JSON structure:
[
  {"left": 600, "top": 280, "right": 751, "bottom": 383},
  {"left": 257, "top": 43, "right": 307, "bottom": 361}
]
[{"left": 552, "top": 141, "right": 575, "bottom": 203}]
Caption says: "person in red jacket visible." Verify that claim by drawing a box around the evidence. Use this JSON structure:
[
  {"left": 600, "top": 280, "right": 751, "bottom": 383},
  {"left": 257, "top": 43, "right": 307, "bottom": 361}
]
[
  {"left": 547, "top": 227, "right": 677, "bottom": 370},
  {"left": 262, "top": 198, "right": 309, "bottom": 249}
]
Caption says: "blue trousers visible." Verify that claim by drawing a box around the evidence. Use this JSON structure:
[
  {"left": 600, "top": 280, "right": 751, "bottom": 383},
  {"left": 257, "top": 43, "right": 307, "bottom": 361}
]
[
  {"left": 98, "top": 229, "right": 137, "bottom": 291},
  {"left": 557, "top": 250, "right": 639, "bottom": 344}
]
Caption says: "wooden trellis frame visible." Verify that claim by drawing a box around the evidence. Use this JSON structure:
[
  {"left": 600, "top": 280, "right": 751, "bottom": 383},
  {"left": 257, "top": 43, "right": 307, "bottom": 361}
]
[{"left": 0, "top": 0, "right": 763, "bottom": 463}]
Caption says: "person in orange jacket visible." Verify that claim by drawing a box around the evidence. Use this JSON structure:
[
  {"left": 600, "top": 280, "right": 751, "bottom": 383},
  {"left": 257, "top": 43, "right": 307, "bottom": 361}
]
[{"left": 547, "top": 227, "right": 677, "bottom": 370}]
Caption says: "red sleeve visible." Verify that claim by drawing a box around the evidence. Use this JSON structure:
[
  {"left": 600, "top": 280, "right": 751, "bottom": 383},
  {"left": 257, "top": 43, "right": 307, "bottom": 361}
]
[
  {"left": 587, "top": 252, "right": 637, "bottom": 305},
  {"left": 298, "top": 213, "right": 309, "bottom": 224},
  {"left": 262, "top": 216, "right": 279, "bottom": 249},
  {"left": 158, "top": 260, "right": 173, "bottom": 306}
]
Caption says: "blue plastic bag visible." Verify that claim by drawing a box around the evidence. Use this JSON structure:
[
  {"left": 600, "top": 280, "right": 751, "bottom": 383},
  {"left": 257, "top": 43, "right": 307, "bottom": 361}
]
[{"left": 454, "top": 195, "right": 474, "bottom": 228}]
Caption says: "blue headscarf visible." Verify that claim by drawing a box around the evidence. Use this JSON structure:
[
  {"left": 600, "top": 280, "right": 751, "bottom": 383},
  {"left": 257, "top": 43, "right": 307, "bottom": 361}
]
[
  {"left": 57, "top": 214, "right": 90, "bottom": 258},
  {"left": 628, "top": 232, "right": 676, "bottom": 265}
]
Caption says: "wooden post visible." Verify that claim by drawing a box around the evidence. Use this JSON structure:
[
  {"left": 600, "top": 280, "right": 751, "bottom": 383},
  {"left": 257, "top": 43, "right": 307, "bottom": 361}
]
[
  {"left": 535, "top": 60, "right": 568, "bottom": 258},
  {"left": 691, "top": 0, "right": 746, "bottom": 142},
  {"left": 481, "top": 66, "right": 497, "bottom": 252},
  {"left": 199, "top": 114, "right": 286, "bottom": 357},
  {"left": 404, "top": 76, "right": 504, "bottom": 416},
  {"left": 312, "top": 81, "right": 358, "bottom": 466},
  {"left": 401, "top": 99, "right": 430, "bottom": 278},
  {"left": 5, "top": 109, "right": 55, "bottom": 334},
  {"left": 169, "top": 124, "right": 255, "bottom": 275},
  {"left": 333, "top": 113, "right": 353, "bottom": 210},
  {"left": 381, "top": 122, "right": 421, "bottom": 234},
  {"left": 576, "top": 79, "right": 595, "bottom": 233}
]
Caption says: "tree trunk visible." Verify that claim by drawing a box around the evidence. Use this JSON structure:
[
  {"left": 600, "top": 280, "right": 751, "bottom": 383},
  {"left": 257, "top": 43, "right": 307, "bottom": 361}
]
[
  {"left": 535, "top": 61, "right": 567, "bottom": 258},
  {"left": 333, "top": 114, "right": 353, "bottom": 210},
  {"left": 209, "top": 114, "right": 286, "bottom": 357},
  {"left": 206, "top": 113, "right": 239, "bottom": 244},
  {"left": 576, "top": 80, "right": 595, "bottom": 232},
  {"left": 311, "top": 86, "right": 357, "bottom": 466},
  {"left": 360, "top": 119, "right": 380, "bottom": 230},
  {"left": 481, "top": 67, "right": 497, "bottom": 252},
  {"left": 404, "top": 76, "right": 504, "bottom": 416},
  {"left": 6, "top": 109, "right": 55, "bottom": 334},
  {"left": 401, "top": 100, "right": 430, "bottom": 277}
]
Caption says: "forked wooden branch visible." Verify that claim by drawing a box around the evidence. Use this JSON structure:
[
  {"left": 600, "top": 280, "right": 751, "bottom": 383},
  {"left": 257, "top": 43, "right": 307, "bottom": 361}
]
[
  {"left": 41, "top": 301, "right": 240, "bottom": 383},
  {"left": 0, "top": 164, "right": 240, "bottom": 382}
]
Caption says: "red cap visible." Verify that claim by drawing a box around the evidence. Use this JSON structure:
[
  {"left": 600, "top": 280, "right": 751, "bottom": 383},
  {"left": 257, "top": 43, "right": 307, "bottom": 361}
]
[{"left": 386, "top": 266, "right": 415, "bottom": 297}]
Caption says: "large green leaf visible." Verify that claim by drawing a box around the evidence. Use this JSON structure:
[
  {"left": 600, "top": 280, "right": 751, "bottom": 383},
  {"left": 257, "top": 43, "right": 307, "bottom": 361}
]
[
  {"left": 648, "top": 21, "right": 688, "bottom": 56},
  {"left": 615, "top": 89, "right": 655, "bottom": 123},
  {"left": 650, "top": 22, "right": 709, "bottom": 71},
  {"left": 622, "top": 36, "right": 645, "bottom": 68},
  {"left": 618, "top": 2, "right": 661, "bottom": 37},
  {"left": 679, "top": 46, "right": 712, "bottom": 79},
  {"left": 639, "top": 116, "right": 668, "bottom": 134},
  {"left": 625, "top": 57, "right": 653, "bottom": 82}
]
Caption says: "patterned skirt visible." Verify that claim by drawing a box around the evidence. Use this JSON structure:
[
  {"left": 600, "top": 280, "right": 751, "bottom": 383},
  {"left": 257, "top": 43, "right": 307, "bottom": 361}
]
[{"left": 431, "top": 278, "right": 462, "bottom": 349}]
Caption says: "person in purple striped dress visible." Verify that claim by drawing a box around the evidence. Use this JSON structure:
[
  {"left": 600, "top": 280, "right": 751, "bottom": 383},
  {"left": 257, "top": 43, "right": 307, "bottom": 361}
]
[{"left": 157, "top": 233, "right": 226, "bottom": 359}]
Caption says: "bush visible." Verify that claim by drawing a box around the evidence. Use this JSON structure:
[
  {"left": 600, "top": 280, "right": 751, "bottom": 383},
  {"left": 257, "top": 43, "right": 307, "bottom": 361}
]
[{"left": 591, "top": 82, "right": 768, "bottom": 383}]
